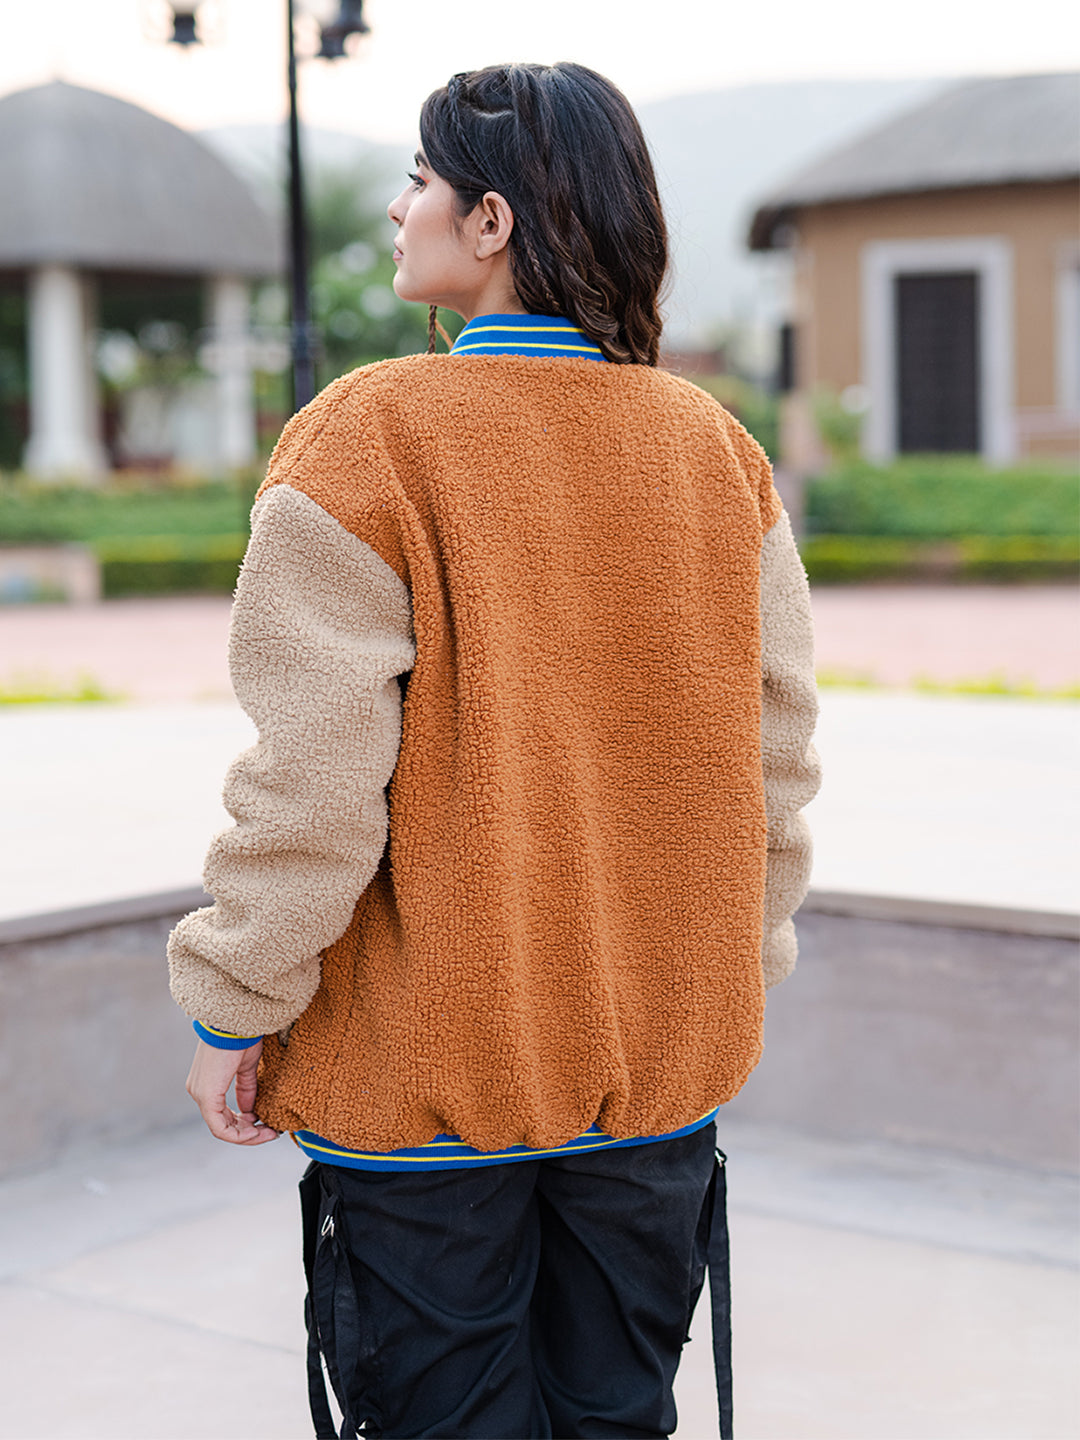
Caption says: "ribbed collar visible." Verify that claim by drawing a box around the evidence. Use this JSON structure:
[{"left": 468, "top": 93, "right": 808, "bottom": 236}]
[{"left": 450, "top": 313, "right": 607, "bottom": 361}]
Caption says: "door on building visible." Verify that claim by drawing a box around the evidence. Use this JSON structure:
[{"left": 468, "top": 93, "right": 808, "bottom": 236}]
[{"left": 894, "top": 271, "right": 980, "bottom": 452}]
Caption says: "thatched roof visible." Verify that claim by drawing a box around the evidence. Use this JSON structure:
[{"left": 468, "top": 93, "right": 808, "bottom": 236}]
[
  {"left": 0, "top": 81, "right": 281, "bottom": 275},
  {"left": 749, "top": 72, "right": 1080, "bottom": 250}
]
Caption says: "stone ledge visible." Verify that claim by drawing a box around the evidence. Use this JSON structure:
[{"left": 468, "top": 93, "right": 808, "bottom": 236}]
[
  {"left": 800, "top": 888, "right": 1079, "bottom": 939},
  {"left": 0, "top": 882, "right": 1076, "bottom": 1178},
  {"left": 0, "top": 887, "right": 211, "bottom": 945},
  {"left": 2, "top": 884, "right": 1074, "bottom": 947}
]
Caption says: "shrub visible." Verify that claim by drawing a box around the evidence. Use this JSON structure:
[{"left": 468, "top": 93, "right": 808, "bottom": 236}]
[
  {"left": 800, "top": 536, "right": 925, "bottom": 583},
  {"left": 816, "top": 668, "right": 1080, "bottom": 700},
  {"left": 810, "top": 386, "right": 863, "bottom": 465},
  {"left": 93, "top": 533, "right": 247, "bottom": 597},
  {"left": 688, "top": 376, "right": 779, "bottom": 463},
  {"left": 800, "top": 534, "right": 1079, "bottom": 584},
  {"left": 804, "top": 457, "right": 1079, "bottom": 538},
  {"left": 0, "top": 472, "right": 261, "bottom": 544},
  {"left": 957, "top": 535, "right": 1080, "bottom": 581}
]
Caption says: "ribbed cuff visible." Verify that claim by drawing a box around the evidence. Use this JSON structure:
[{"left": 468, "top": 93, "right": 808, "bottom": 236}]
[{"left": 193, "top": 1019, "right": 262, "bottom": 1050}]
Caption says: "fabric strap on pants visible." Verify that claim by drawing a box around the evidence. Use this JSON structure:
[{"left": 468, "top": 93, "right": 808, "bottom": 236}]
[
  {"left": 301, "top": 1163, "right": 357, "bottom": 1439},
  {"left": 710, "top": 1148, "right": 735, "bottom": 1440},
  {"left": 301, "top": 1148, "right": 735, "bottom": 1440}
]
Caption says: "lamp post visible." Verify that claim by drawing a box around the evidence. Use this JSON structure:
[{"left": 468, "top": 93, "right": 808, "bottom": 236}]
[
  {"left": 285, "top": 0, "right": 316, "bottom": 411},
  {"left": 165, "top": 1, "right": 369, "bottom": 413}
]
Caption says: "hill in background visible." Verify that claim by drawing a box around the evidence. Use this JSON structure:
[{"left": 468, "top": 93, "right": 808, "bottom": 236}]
[{"left": 201, "top": 75, "right": 949, "bottom": 356}]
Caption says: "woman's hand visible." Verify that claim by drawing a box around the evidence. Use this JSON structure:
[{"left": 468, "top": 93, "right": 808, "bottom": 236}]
[{"left": 185, "top": 1037, "right": 281, "bottom": 1145}]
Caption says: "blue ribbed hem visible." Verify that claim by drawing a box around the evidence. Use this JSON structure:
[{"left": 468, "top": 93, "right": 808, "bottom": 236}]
[
  {"left": 193, "top": 1020, "right": 262, "bottom": 1050},
  {"left": 295, "top": 1109, "right": 718, "bottom": 1171}
]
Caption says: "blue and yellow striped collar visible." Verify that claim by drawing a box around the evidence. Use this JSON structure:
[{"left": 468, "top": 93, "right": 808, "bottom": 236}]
[{"left": 450, "top": 312, "right": 606, "bottom": 361}]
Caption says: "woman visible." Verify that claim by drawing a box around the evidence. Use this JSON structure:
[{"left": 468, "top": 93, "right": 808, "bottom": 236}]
[{"left": 173, "top": 62, "right": 820, "bottom": 1440}]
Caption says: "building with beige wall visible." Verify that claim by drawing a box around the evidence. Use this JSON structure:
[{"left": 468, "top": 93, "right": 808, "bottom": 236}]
[{"left": 749, "top": 73, "right": 1079, "bottom": 470}]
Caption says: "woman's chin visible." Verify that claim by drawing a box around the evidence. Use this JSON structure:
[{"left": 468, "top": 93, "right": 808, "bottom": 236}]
[{"left": 392, "top": 274, "right": 429, "bottom": 306}]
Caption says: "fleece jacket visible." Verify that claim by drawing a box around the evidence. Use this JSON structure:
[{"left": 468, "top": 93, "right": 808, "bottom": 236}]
[{"left": 168, "top": 353, "right": 821, "bottom": 1153}]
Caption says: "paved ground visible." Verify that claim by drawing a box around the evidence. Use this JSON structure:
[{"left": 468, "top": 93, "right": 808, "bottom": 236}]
[
  {"left": 0, "top": 1117, "right": 1075, "bottom": 1440},
  {"left": 1, "top": 687, "right": 1077, "bottom": 920},
  {"left": 1, "top": 585, "right": 1078, "bottom": 703},
  {"left": 1, "top": 585, "right": 1078, "bottom": 919},
  {"left": 808, "top": 583, "right": 1079, "bottom": 689},
  {"left": 805, "top": 689, "right": 1078, "bottom": 911},
  {"left": 1, "top": 589, "right": 1077, "bottom": 1438},
  {"left": 0, "top": 595, "right": 235, "bottom": 705}
]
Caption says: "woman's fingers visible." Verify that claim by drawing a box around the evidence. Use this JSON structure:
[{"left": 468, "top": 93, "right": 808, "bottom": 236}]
[
  {"left": 186, "top": 1037, "right": 281, "bottom": 1145},
  {"left": 201, "top": 1096, "right": 279, "bottom": 1145},
  {"left": 234, "top": 1045, "right": 262, "bottom": 1116}
]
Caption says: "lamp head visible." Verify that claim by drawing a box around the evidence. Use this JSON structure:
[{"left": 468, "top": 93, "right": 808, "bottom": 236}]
[
  {"left": 317, "top": 0, "right": 369, "bottom": 59},
  {"left": 167, "top": 2, "right": 200, "bottom": 45}
]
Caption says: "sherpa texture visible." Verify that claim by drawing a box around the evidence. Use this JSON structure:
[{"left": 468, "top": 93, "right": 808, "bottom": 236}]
[
  {"left": 169, "top": 354, "right": 820, "bottom": 1154},
  {"left": 759, "top": 511, "right": 821, "bottom": 985},
  {"left": 168, "top": 485, "right": 415, "bottom": 1034}
]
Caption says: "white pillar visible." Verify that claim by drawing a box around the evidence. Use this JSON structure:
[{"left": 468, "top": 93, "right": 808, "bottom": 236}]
[
  {"left": 208, "top": 275, "right": 256, "bottom": 470},
  {"left": 23, "top": 264, "right": 107, "bottom": 478}
]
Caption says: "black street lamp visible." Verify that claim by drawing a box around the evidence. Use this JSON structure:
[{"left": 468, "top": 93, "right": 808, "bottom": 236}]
[
  {"left": 168, "top": 3, "right": 200, "bottom": 46},
  {"left": 317, "top": 0, "right": 370, "bottom": 59},
  {"left": 165, "top": 1, "right": 370, "bottom": 412}
]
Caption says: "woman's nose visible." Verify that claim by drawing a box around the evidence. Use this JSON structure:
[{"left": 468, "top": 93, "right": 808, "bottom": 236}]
[{"left": 387, "top": 188, "right": 407, "bottom": 225}]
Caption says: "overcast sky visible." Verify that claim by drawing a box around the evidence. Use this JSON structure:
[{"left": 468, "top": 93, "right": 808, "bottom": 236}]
[{"left": 1, "top": 0, "right": 1077, "bottom": 142}]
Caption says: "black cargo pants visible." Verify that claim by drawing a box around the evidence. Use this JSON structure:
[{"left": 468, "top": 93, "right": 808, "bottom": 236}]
[{"left": 301, "top": 1124, "right": 732, "bottom": 1439}]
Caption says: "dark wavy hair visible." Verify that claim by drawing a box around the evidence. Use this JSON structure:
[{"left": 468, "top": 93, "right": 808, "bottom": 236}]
[{"left": 419, "top": 62, "right": 667, "bottom": 365}]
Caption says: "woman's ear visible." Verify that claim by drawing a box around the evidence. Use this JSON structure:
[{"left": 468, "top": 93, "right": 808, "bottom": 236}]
[{"left": 473, "top": 191, "right": 514, "bottom": 259}]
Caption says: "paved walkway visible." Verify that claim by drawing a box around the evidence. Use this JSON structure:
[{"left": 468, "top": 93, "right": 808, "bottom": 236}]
[
  {"left": 0, "top": 590, "right": 1077, "bottom": 1439},
  {"left": 1, "top": 584, "right": 1078, "bottom": 919},
  {"left": 1, "top": 585, "right": 1078, "bottom": 703},
  {"left": 805, "top": 689, "right": 1078, "bottom": 911},
  {"left": 0, "top": 1117, "right": 1074, "bottom": 1440},
  {"left": 1, "top": 687, "right": 1076, "bottom": 921},
  {"left": 0, "top": 595, "right": 235, "bottom": 705},
  {"left": 808, "top": 583, "right": 1079, "bottom": 689}
]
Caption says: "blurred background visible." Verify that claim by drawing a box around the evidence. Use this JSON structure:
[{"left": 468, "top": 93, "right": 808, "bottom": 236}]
[{"left": 0, "top": 3, "right": 1077, "bottom": 1438}]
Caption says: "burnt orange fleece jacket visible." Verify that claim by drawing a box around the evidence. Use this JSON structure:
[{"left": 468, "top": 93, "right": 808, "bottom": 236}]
[{"left": 170, "top": 353, "right": 809, "bottom": 1154}]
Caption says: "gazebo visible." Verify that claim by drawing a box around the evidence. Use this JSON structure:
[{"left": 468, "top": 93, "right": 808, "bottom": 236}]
[{"left": 0, "top": 80, "right": 281, "bottom": 477}]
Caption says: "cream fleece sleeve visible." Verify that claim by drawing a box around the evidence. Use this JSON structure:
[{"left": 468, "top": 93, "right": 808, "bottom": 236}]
[
  {"left": 168, "top": 483, "right": 416, "bottom": 1036},
  {"left": 759, "top": 509, "right": 822, "bottom": 987}
]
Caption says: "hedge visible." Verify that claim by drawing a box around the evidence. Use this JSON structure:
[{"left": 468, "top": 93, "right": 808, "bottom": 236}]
[
  {"left": 6, "top": 462, "right": 1077, "bottom": 596},
  {"left": 800, "top": 534, "right": 1080, "bottom": 584},
  {"left": 804, "top": 458, "right": 1079, "bottom": 538},
  {"left": 0, "top": 474, "right": 260, "bottom": 544},
  {"left": 93, "top": 534, "right": 247, "bottom": 597},
  {"left": 89, "top": 531, "right": 1077, "bottom": 597}
]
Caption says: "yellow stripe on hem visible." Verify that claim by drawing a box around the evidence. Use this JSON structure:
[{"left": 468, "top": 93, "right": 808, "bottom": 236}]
[
  {"left": 460, "top": 324, "right": 595, "bottom": 335},
  {"left": 453, "top": 341, "right": 604, "bottom": 355}
]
